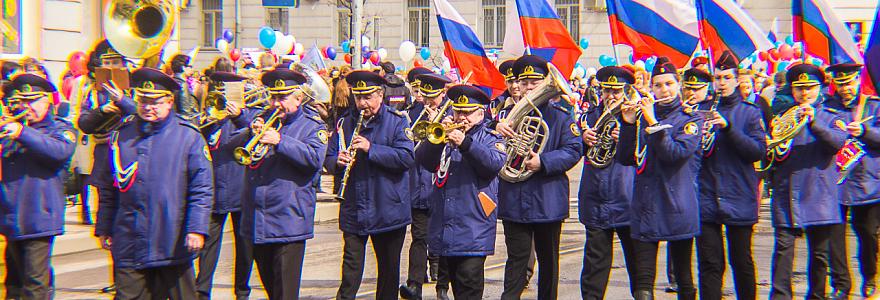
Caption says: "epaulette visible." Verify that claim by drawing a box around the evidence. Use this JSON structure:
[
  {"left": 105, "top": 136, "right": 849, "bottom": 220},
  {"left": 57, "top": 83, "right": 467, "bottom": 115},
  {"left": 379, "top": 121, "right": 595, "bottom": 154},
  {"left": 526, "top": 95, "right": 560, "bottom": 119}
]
[
  {"left": 178, "top": 116, "right": 201, "bottom": 132},
  {"left": 866, "top": 95, "right": 880, "bottom": 102},
  {"left": 388, "top": 107, "right": 407, "bottom": 118},
  {"left": 823, "top": 107, "right": 842, "bottom": 114},
  {"left": 307, "top": 114, "right": 324, "bottom": 124},
  {"left": 551, "top": 102, "right": 570, "bottom": 113},
  {"left": 53, "top": 116, "right": 74, "bottom": 126},
  {"left": 117, "top": 115, "right": 136, "bottom": 128}
]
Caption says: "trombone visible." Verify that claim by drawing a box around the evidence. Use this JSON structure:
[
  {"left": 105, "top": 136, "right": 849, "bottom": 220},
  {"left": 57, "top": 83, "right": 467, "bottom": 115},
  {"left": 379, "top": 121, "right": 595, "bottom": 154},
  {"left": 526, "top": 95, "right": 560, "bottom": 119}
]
[
  {"left": 335, "top": 110, "right": 365, "bottom": 202},
  {"left": 233, "top": 109, "right": 283, "bottom": 165}
]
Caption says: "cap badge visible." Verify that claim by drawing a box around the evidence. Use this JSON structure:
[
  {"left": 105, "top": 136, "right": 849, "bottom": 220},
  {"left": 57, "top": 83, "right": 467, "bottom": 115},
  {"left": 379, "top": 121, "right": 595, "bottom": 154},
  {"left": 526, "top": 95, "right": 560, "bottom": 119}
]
[
  {"left": 608, "top": 76, "right": 618, "bottom": 84},
  {"left": 689, "top": 76, "right": 698, "bottom": 83},
  {"left": 20, "top": 84, "right": 31, "bottom": 93},
  {"left": 456, "top": 95, "right": 469, "bottom": 104},
  {"left": 356, "top": 81, "right": 367, "bottom": 89},
  {"left": 523, "top": 65, "right": 535, "bottom": 74},
  {"left": 143, "top": 81, "right": 154, "bottom": 90},
  {"left": 275, "top": 79, "right": 285, "bottom": 88},
  {"left": 798, "top": 73, "right": 809, "bottom": 82}
]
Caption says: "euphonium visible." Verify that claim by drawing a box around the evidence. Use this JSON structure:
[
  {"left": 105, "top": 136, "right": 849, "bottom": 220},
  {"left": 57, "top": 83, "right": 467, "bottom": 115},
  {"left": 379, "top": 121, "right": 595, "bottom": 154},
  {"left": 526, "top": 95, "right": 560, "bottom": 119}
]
[
  {"left": 335, "top": 110, "right": 365, "bottom": 202},
  {"left": 767, "top": 105, "right": 810, "bottom": 149},
  {"left": 585, "top": 98, "right": 623, "bottom": 168},
  {"left": 499, "top": 63, "right": 574, "bottom": 183},
  {"left": 233, "top": 109, "right": 283, "bottom": 165}
]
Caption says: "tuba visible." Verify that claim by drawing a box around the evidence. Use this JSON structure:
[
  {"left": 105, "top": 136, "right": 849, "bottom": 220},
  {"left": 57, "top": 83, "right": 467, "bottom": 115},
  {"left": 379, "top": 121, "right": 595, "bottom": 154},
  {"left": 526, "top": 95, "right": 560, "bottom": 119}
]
[
  {"left": 290, "top": 63, "right": 332, "bottom": 104},
  {"left": 103, "top": 0, "right": 178, "bottom": 61},
  {"left": 499, "top": 63, "right": 574, "bottom": 183}
]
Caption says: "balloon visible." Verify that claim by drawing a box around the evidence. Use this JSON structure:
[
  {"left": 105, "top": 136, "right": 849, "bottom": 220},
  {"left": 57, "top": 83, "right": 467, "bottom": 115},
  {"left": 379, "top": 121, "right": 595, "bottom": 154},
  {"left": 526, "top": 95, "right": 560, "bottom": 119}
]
[
  {"left": 272, "top": 33, "right": 293, "bottom": 55},
  {"left": 399, "top": 41, "right": 417, "bottom": 62},
  {"left": 785, "top": 35, "right": 795, "bottom": 46},
  {"left": 768, "top": 49, "right": 780, "bottom": 60},
  {"left": 644, "top": 56, "right": 657, "bottom": 71},
  {"left": 377, "top": 48, "right": 388, "bottom": 60},
  {"left": 420, "top": 47, "right": 431, "bottom": 60},
  {"left": 362, "top": 36, "right": 370, "bottom": 47},
  {"left": 362, "top": 46, "right": 370, "bottom": 56},
  {"left": 774, "top": 41, "right": 783, "bottom": 48},
  {"left": 343, "top": 54, "right": 352, "bottom": 64},
  {"left": 413, "top": 60, "right": 423, "bottom": 67},
  {"left": 634, "top": 60, "right": 645, "bottom": 70},
  {"left": 222, "top": 29, "right": 234, "bottom": 43},
  {"left": 627, "top": 53, "right": 634, "bottom": 64},
  {"left": 586, "top": 67, "right": 597, "bottom": 77},
  {"left": 294, "top": 43, "right": 304, "bottom": 55},
  {"left": 229, "top": 48, "right": 242, "bottom": 62},
  {"left": 779, "top": 44, "right": 794, "bottom": 60},
  {"left": 67, "top": 51, "right": 87, "bottom": 77},
  {"left": 341, "top": 40, "right": 351, "bottom": 53},
  {"left": 320, "top": 46, "right": 328, "bottom": 58},
  {"left": 599, "top": 55, "right": 616, "bottom": 67},
  {"left": 794, "top": 47, "right": 803, "bottom": 58},
  {"left": 812, "top": 58, "right": 823, "bottom": 66},
  {"left": 758, "top": 51, "right": 769, "bottom": 61},
  {"left": 579, "top": 37, "right": 590, "bottom": 49},
  {"left": 258, "top": 26, "right": 276, "bottom": 48},
  {"left": 215, "top": 39, "right": 229, "bottom": 53},
  {"left": 362, "top": 50, "right": 371, "bottom": 60},
  {"left": 370, "top": 52, "right": 380, "bottom": 65},
  {"left": 326, "top": 47, "right": 337, "bottom": 60},
  {"left": 776, "top": 61, "right": 791, "bottom": 72}
]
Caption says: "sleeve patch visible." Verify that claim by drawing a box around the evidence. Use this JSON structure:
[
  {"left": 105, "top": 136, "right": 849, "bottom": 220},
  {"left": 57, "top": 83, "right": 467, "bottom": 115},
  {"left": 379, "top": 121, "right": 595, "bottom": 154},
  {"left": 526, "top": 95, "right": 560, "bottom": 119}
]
[
  {"left": 62, "top": 131, "right": 76, "bottom": 143},
  {"left": 317, "top": 129, "right": 329, "bottom": 144},
  {"left": 203, "top": 145, "right": 213, "bottom": 162},
  {"left": 570, "top": 123, "right": 581, "bottom": 137},
  {"left": 495, "top": 142, "right": 507, "bottom": 153},
  {"left": 684, "top": 122, "right": 699, "bottom": 135}
]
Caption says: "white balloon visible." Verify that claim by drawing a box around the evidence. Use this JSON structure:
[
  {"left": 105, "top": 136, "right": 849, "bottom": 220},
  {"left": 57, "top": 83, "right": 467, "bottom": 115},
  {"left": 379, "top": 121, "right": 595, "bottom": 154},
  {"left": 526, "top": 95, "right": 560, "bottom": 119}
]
[
  {"left": 586, "top": 67, "right": 598, "bottom": 77},
  {"left": 362, "top": 36, "right": 370, "bottom": 48},
  {"left": 270, "top": 31, "right": 285, "bottom": 53},
  {"left": 276, "top": 34, "right": 294, "bottom": 55},
  {"left": 294, "top": 42, "right": 305, "bottom": 55},
  {"left": 216, "top": 39, "right": 229, "bottom": 53},
  {"left": 634, "top": 60, "right": 645, "bottom": 70},
  {"left": 377, "top": 48, "right": 388, "bottom": 60},
  {"left": 399, "top": 41, "right": 416, "bottom": 62}
]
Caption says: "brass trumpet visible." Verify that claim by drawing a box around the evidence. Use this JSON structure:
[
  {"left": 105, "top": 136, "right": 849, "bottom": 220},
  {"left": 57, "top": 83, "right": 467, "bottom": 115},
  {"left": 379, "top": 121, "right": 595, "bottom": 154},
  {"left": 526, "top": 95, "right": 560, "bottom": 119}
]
[
  {"left": 411, "top": 122, "right": 468, "bottom": 144},
  {"left": 233, "top": 109, "right": 283, "bottom": 165},
  {"left": 243, "top": 86, "right": 270, "bottom": 108}
]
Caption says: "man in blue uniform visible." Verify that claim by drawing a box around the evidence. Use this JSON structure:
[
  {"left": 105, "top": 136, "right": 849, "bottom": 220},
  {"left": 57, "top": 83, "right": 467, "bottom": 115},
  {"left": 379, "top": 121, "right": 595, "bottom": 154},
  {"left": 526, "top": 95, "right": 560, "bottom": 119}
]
[
  {"left": 498, "top": 55, "right": 583, "bottom": 300},
  {"left": 577, "top": 66, "right": 638, "bottom": 299},
  {"left": 94, "top": 67, "right": 213, "bottom": 299},
  {"left": 326, "top": 70, "right": 414, "bottom": 300},
  {"left": 768, "top": 63, "right": 848, "bottom": 299},
  {"left": 617, "top": 57, "right": 702, "bottom": 300},
  {"left": 0, "top": 74, "right": 75, "bottom": 299},
  {"left": 415, "top": 84, "right": 506, "bottom": 299},
  {"left": 405, "top": 67, "right": 433, "bottom": 124},
  {"left": 825, "top": 62, "right": 880, "bottom": 298},
  {"left": 489, "top": 60, "right": 519, "bottom": 120},
  {"left": 400, "top": 72, "right": 450, "bottom": 300},
  {"left": 228, "top": 68, "right": 328, "bottom": 299},
  {"left": 195, "top": 71, "right": 254, "bottom": 300},
  {"left": 696, "top": 51, "right": 766, "bottom": 300}
]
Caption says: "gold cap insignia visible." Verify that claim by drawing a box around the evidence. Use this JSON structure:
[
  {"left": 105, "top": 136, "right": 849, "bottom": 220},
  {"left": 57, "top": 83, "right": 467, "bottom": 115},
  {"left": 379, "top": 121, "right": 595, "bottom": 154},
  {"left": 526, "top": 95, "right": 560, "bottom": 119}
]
[
  {"left": 456, "top": 95, "right": 469, "bottom": 104},
  {"left": 506, "top": 69, "right": 514, "bottom": 77},
  {"left": 689, "top": 76, "right": 698, "bottom": 83},
  {"left": 798, "top": 73, "right": 809, "bottom": 82},
  {"left": 608, "top": 76, "right": 618, "bottom": 84},
  {"left": 523, "top": 65, "right": 535, "bottom": 74},
  {"left": 143, "top": 81, "right": 155, "bottom": 90},
  {"left": 356, "top": 81, "right": 367, "bottom": 88},
  {"left": 660, "top": 67, "right": 666, "bottom": 73},
  {"left": 20, "top": 84, "right": 31, "bottom": 93},
  {"left": 275, "top": 79, "right": 285, "bottom": 88}
]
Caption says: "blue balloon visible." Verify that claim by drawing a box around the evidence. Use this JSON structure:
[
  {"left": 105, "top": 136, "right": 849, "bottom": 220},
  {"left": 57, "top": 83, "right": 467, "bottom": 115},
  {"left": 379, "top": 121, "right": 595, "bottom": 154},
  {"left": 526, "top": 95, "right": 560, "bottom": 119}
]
[
  {"left": 599, "top": 55, "right": 616, "bottom": 67},
  {"left": 420, "top": 47, "right": 431, "bottom": 60},
  {"left": 811, "top": 58, "right": 823, "bottom": 66},
  {"left": 222, "top": 29, "right": 234, "bottom": 43},
  {"left": 326, "top": 47, "right": 337, "bottom": 60},
  {"left": 774, "top": 41, "right": 783, "bottom": 48},
  {"left": 362, "top": 46, "right": 370, "bottom": 55},
  {"left": 341, "top": 40, "right": 351, "bottom": 53},
  {"left": 645, "top": 56, "right": 657, "bottom": 71},
  {"left": 776, "top": 61, "right": 791, "bottom": 72},
  {"left": 785, "top": 35, "right": 795, "bottom": 46},
  {"left": 363, "top": 50, "right": 372, "bottom": 60},
  {"left": 579, "top": 37, "right": 590, "bottom": 49},
  {"left": 258, "top": 26, "right": 276, "bottom": 48}
]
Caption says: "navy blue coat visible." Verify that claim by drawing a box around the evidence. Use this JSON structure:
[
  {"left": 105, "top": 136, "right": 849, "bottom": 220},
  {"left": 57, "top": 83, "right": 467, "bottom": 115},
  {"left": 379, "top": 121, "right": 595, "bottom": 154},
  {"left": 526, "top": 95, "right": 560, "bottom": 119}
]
[
  {"left": 324, "top": 105, "right": 414, "bottom": 235},
  {"left": 824, "top": 95, "right": 880, "bottom": 206},
  {"left": 0, "top": 116, "right": 75, "bottom": 240},
  {"left": 497, "top": 101, "right": 583, "bottom": 223},
  {"left": 770, "top": 100, "right": 847, "bottom": 228},
  {"left": 201, "top": 114, "right": 252, "bottom": 214},
  {"left": 409, "top": 99, "right": 448, "bottom": 210},
  {"left": 577, "top": 104, "right": 635, "bottom": 229},
  {"left": 95, "top": 115, "right": 213, "bottom": 269},
  {"left": 229, "top": 108, "right": 327, "bottom": 244},
  {"left": 698, "top": 93, "right": 766, "bottom": 225},
  {"left": 618, "top": 100, "right": 703, "bottom": 242},
  {"left": 416, "top": 120, "right": 505, "bottom": 256}
]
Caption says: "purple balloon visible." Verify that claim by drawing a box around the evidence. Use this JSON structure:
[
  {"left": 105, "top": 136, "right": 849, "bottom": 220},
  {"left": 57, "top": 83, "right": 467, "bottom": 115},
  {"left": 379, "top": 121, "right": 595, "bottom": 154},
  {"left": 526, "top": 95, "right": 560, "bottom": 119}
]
[
  {"left": 363, "top": 50, "right": 372, "bottom": 60},
  {"left": 222, "top": 29, "right": 234, "bottom": 43},
  {"left": 326, "top": 47, "right": 337, "bottom": 60}
]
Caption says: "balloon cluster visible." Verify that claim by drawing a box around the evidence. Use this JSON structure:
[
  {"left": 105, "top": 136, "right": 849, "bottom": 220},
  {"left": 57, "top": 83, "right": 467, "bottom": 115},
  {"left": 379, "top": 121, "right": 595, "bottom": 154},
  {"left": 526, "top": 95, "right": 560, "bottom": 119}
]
[
  {"left": 751, "top": 35, "right": 820, "bottom": 73},
  {"left": 258, "top": 26, "right": 302, "bottom": 57}
]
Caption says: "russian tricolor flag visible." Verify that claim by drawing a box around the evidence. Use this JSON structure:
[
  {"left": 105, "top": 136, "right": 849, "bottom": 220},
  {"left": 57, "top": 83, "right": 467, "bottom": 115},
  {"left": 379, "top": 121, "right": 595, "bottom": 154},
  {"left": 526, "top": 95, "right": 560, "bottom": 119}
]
[
  {"left": 512, "top": 0, "right": 582, "bottom": 80},
  {"left": 793, "top": 0, "right": 863, "bottom": 65},
  {"left": 695, "top": 0, "right": 773, "bottom": 62},
  {"left": 606, "top": 0, "right": 700, "bottom": 68},
  {"left": 863, "top": 2, "right": 879, "bottom": 96},
  {"left": 433, "top": 0, "right": 506, "bottom": 98}
]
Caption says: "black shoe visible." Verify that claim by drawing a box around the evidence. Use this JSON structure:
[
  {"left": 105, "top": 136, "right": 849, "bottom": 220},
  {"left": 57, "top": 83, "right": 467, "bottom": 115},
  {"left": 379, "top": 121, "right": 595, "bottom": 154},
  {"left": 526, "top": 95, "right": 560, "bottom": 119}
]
[
  {"left": 665, "top": 283, "right": 678, "bottom": 293},
  {"left": 101, "top": 284, "right": 116, "bottom": 293},
  {"left": 634, "top": 290, "right": 654, "bottom": 300},
  {"left": 436, "top": 287, "right": 450, "bottom": 300},
  {"left": 864, "top": 280, "right": 877, "bottom": 298},
  {"left": 429, "top": 261, "right": 439, "bottom": 282},
  {"left": 829, "top": 289, "right": 849, "bottom": 300},
  {"left": 399, "top": 284, "right": 422, "bottom": 300}
]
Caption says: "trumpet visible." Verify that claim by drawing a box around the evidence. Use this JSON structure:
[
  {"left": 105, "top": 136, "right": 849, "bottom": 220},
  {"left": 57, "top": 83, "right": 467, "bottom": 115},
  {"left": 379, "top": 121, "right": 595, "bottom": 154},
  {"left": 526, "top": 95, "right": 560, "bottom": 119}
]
[
  {"left": 335, "top": 110, "right": 365, "bottom": 202},
  {"left": 233, "top": 109, "right": 283, "bottom": 165},
  {"left": 198, "top": 91, "right": 228, "bottom": 129},
  {"left": 411, "top": 122, "right": 468, "bottom": 144},
  {"left": 243, "top": 86, "right": 270, "bottom": 108}
]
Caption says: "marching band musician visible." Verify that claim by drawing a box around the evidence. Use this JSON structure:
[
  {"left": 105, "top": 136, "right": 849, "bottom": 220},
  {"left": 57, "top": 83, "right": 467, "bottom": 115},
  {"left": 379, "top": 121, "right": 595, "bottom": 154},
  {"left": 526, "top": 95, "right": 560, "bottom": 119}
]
[
  {"left": 405, "top": 67, "right": 433, "bottom": 124},
  {"left": 681, "top": 68, "right": 714, "bottom": 112},
  {"left": 325, "top": 70, "right": 414, "bottom": 300},
  {"left": 94, "top": 67, "right": 213, "bottom": 299},
  {"left": 617, "top": 57, "right": 702, "bottom": 300},
  {"left": 414, "top": 84, "right": 506, "bottom": 299},
  {"left": 400, "top": 72, "right": 450, "bottom": 300},
  {"left": 696, "top": 51, "right": 766, "bottom": 300},
  {"left": 768, "top": 63, "right": 848, "bottom": 299},
  {"left": 498, "top": 55, "right": 582, "bottom": 300},
  {"left": 577, "top": 66, "right": 638, "bottom": 299},
  {"left": 194, "top": 71, "right": 254, "bottom": 300},
  {"left": 489, "top": 60, "right": 519, "bottom": 120},
  {"left": 0, "top": 74, "right": 76, "bottom": 299},
  {"left": 825, "top": 62, "right": 880, "bottom": 298},
  {"left": 227, "top": 68, "right": 328, "bottom": 299}
]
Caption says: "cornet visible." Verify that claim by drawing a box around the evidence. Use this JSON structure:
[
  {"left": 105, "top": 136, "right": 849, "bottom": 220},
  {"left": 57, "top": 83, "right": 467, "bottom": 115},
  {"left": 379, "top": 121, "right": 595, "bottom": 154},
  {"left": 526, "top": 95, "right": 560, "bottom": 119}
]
[
  {"left": 412, "top": 122, "right": 468, "bottom": 145},
  {"left": 233, "top": 109, "right": 283, "bottom": 165}
]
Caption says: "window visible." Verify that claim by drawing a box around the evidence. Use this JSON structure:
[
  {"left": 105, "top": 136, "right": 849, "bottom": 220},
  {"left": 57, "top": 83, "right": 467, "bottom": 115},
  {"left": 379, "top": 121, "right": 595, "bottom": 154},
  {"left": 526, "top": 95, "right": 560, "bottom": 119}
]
[
  {"left": 202, "top": 0, "right": 223, "bottom": 48},
  {"left": 482, "top": 0, "right": 505, "bottom": 48},
  {"left": 408, "top": 0, "right": 430, "bottom": 48},
  {"left": 1, "top": 0, "right": 21, "bottom": 54},
  {"left": 267, "top": 8, "right": 289, "bottom": 34},
  {"left": 556, "top": 0, "right": 579, "bottom": 41},
  {"left": 586, "top": 0, "right": 607, "bottom": 12},
  {"left": 337, "top": 0, "right": 351, "bottom": 45}
]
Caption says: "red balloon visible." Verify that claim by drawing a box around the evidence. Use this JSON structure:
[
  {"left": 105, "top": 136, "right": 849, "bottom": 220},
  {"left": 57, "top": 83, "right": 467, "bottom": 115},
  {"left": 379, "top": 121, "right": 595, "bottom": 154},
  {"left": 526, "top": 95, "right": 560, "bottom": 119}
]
[
  {"left": 794, "top": 47, "right": 803, "bottom": 58},
  {"left": 229, "top": 49, "right": 242, "bottom": 62},
  {"left": 343, "top": 53, "right": 352, "bottom": 64},
  {"left": 413, "top": 60, "right": 422, "bottom": 67},
  {"left": 758, "top": 52, "right": 769, "bottom": 61},
  {"left": 768, "top": 49, "right": 780, "bottom": 61},
  {"left": 67, "top": 51, "right": 87, "bottom": 77},
  {"left": 61, "top": 76, "right": 74, "bottom": 100},
  {"left": 369, "top": 52, "right": 380, "bottom": 65},
  {"left": 320, "top": 46, "right": 328, "bottom": 58}
]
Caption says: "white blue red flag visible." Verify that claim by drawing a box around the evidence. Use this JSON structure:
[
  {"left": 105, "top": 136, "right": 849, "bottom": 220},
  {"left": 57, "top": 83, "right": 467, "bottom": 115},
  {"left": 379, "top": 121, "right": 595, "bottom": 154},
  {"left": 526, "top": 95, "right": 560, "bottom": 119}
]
[
  {"left": 605, "top": 0, "right": 700, "bottom": 68},
  {"left": 511, "top": 0, "right": 582, "bottom": 80},
  {"left": 793, "top": 0, "right": 863, "bottom": 65},
  {"left": 695, "top": 0, "right": 773, "bottom": 62}
]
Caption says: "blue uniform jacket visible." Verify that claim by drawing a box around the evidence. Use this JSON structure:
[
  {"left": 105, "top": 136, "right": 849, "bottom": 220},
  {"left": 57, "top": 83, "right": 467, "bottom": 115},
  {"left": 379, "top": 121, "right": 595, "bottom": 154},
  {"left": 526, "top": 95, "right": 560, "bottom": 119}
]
[
  {"left": 94, "top": 115, "right": 213, "bottom": 269},
  {"left": 201, "top": 114, "right": 251, "bottom": 214},
  {"left": 770, "top": 100, "right": 847, "bottom": 228},
  {"left": 618, "top": 100, "right": 703, "bottom": 242},
  {"left": 824, "top": 95, "right": 880, "bottom": 206},
  {"left": 0, "top": 116, "right": 75, "bottom": 240},
  {"left": 415, "top": 120, "right": 505, "bottom": 256},
  {"left": 699, "top": 93, "right": 766, "bottom": 225},
  {"left": 229, "top": 108, "right": 327, "bottom": 244},
  {"left": 497, "top": 101, "right": 582, "bottom": 223},
  {"left": 577, "top": 103, "right": 634, "bottom": 229},
  {"left": 409, "top": 100, "right": 447, "bottom": 210},
  {"left": 324, "top": 105, "right": 414, "bottom": 235}
]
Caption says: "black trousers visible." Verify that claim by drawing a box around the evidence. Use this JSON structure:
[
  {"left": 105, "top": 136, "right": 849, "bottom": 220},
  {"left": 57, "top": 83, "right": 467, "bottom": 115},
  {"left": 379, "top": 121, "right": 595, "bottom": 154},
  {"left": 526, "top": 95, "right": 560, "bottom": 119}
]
[
  {"left": 114, "top": 262, "right": 198, "bottom": 300},
  {"left": 441, "top": 256, "right": 486, "bottom": 300},
  {"left": 195, "top": 212, "right": 254, "bottom": 300},
  {"left": 252, "top": 241, "right": 306, "bottom": 300},
  {"left": 500, "top": 221, "right": 562, "bottom": 300},
  {"left": 696, "top": 223, "right": 757, "bottom": 300},
  {"left": 336, "top": 227, "right": 407, "bottom": 300},
  {"left": 851, "top": 202, "right": 880, "bottom": 284},
  {"left": 580, "top": 226, "right": 637, "bottom": 299},
  {"left": 633, "top": 238, "right": 696, "bottom": 296},
  {"left": 4, "top": 237, "right": 53, "bottom": 300},
  {"left": 406, "top": 208, "right": 431, "bottom": 286},
  {"left": 828, "top": 220, "right": 852, "bottom": 294},
  {"left": 770, "top": 225, "right": 834, "bottom": 300}
]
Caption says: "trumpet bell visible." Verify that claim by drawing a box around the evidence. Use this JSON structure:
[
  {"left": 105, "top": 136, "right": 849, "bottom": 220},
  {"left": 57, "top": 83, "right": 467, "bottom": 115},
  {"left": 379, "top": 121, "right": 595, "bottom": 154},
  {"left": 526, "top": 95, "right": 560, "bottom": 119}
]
[
  {"left": 426, "top": 123, "right": 446, "bottom": 144},
  {"left": 104, "top": 0, "right": 178, "bottom": 59},
  {"left": 233, "top": 147, "right": 252, "bottom": 165}
]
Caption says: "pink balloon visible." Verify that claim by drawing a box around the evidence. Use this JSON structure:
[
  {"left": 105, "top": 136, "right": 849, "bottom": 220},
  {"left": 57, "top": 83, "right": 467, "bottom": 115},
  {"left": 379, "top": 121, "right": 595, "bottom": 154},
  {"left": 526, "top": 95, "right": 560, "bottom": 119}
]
[
  {"left": 779, "top": 44, "right": 794, "bottom": 60},
  {"left": 67, "top": 51, "right": 87, "bottom": 77}
]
